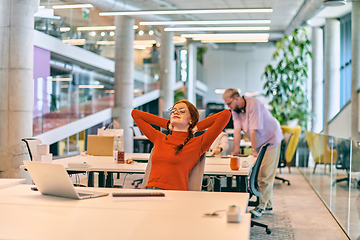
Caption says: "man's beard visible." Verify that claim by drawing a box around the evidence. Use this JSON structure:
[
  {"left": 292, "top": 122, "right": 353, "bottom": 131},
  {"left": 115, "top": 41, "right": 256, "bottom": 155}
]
[{"left": 234, "top": 107, "right": 242, "bottom": 114}]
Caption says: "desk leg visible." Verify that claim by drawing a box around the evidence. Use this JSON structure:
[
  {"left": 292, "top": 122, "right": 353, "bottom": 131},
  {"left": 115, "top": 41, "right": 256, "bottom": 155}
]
[
  {"left": 98, "top": 172, "right": 105, "bottom": 187},
  {"left": 213, "top": 176, "right": 221, "bottom": 191},
  {"left": 87, "top": 171, "right": 94, "bottom": 187},
  {"left": 237, "top": 176, "right": 248, "bottom": 192},
  {"left": 106, "top": 172, "right": 114, "bottom": 188},
  {"left": 225, "top": 177, "right": 233, "bottom": 191}
]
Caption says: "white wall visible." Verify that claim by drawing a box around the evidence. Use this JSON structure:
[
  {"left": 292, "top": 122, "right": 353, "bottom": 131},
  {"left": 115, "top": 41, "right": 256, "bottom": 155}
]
[
  {"left": 202, "top": 44, "right": 276, "bottom": 104},
  {"left": 328, "top": 101, "right": 351, "bottom": 139}
]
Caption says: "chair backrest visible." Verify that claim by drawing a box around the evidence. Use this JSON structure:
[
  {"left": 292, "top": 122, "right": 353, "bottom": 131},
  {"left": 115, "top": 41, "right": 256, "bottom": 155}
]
[
  {"left": 21, "top": 138, "right": 42, "bottom": 161},
  {"left": 248, "top": 143, "right": 271, "bottom": 206},
  {"left": 305, "top": 131, "right": 337, "bottom": 164},
  {"left": 141, "top": 149, "right": 206, "bottom": 191},
  {"left": 133, "top": 126, "right": 142, "bottom": 137},
  {"left": 279, "top": 133, "right": 293, "bottom": 167},
  {"left": 281, "top": 125, "right": 301, "bottom": 163}
]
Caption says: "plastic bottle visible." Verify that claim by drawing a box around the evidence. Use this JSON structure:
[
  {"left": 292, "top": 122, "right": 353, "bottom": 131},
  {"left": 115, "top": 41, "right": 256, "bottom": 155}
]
[{"left": 113, "top": 136, "right": 124, "bottom": 164}]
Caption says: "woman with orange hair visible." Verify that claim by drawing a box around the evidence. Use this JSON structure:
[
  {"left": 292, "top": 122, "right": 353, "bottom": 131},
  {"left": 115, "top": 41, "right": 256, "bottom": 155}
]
[{"left": 131, "top": 100, "right": 230, "bottom": 191}]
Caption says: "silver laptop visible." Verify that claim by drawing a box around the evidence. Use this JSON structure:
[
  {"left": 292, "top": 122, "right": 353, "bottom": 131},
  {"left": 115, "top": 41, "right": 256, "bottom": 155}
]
[{"left": 24, "top": 161, "right": 109, "bottom": 200}]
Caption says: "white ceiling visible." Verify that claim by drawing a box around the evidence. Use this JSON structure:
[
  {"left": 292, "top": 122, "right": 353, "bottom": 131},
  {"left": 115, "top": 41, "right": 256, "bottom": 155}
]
[{"left": 38, "top": 0, "right": 352, "bottom": 40}]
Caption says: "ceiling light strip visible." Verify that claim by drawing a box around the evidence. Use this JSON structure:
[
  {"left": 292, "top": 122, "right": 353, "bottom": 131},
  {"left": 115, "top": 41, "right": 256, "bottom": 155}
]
[
  {"left": 53, "top": 4, "right": 93, "bottom": 9},
  {"left": 201, "top": 39, "right": 269, "bottom": 43},
  {"left": 164, "top": 26, "right": 270, "bottom": 31},
  {"left": 182, "top": 33, "right": 269, "bottom": 38},
  {"left": 140, "top": 20, "right": 271, "bottom": 26},
  {"left": 100, "top": 8, "right": 273, "bottom": 16}
]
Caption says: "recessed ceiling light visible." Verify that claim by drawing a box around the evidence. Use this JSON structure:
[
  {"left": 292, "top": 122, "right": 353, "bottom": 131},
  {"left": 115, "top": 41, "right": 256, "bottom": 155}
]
[
  {"left": 140, "top": 20, "right": 271, "bottom": 26},
  {"left": 149, "top": 30, "right": 154, "bottom": 35},
  {"left": 99, "top": 8, "right": 273, "bottom": 16},
  {"left": 138, "top": 30, "right": 144, "bottom": 35}
]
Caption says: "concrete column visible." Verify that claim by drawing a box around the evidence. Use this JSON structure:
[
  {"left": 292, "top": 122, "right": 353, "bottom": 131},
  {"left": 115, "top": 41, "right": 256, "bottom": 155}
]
[
  {"left": 186, "top": 41, "right": 197, "bottom": 105},
  {"left": 311, "top": 27, "right": 324, "bottom": 133},
  {"left": 323, "top": 19, "right": 340, "bottom": 134},
  {"left": 159, "top": 29, "right": 175, "bottom": 116},
  {"left": 351, "top": 1, "right": 360, "bottom": 141},
  {"left": 0, "top": 0, "right": 34, "bottom": 178},
  {"left": 113, "top": 16, "right": 134, "bottom": 153}
]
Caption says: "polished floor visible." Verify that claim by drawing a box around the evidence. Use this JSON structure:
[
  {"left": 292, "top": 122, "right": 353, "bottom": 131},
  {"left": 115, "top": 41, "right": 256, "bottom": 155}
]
[{"left": 72, "top": 167, "right": 350, "bottom": 239}]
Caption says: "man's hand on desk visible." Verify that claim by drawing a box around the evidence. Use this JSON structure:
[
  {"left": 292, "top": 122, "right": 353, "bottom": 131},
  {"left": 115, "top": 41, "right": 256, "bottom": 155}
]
[
  {"left": 229, "top": 150, "right": 239, "bottom": 156},
  {"left": 252, "top": 149, "right": 258, "bottom": 157},
  {"left": 210, "top": 147, "right": 222, "bottom": 156}
]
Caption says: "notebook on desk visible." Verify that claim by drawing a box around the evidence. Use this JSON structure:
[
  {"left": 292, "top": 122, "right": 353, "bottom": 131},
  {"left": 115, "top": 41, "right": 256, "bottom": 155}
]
[
  {"left": 87, "top": 135, "right": 114, "bottom": 156},
  {"left": 24, "top": 161, "right": 109, "bottom": 200}
]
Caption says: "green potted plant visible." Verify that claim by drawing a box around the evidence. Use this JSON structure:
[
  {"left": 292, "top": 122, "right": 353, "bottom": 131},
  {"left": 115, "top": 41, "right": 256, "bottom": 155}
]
[{"left": 262, "top": 28, "right": 312, "bottom": 129}]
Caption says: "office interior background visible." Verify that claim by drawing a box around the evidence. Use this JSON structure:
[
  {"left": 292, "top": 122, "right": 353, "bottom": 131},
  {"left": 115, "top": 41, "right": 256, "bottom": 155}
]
[{"left": 0, "top": 0, "right": 360, "bottom": 238}]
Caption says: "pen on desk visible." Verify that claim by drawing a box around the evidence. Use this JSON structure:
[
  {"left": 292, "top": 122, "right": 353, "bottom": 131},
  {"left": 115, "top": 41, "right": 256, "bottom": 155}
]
[{"left": 31, "top": 187, "right": 38, "bottom": 191}]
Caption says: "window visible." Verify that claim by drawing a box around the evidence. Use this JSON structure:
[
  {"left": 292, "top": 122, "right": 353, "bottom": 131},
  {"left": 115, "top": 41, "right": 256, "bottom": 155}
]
[{"left": 340, "top": 14, "right": 352, "bottom": 108}]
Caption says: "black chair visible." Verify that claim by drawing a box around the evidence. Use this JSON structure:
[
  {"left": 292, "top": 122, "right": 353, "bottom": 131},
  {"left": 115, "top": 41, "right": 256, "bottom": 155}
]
[
  {"left": 130, "top": 126, "right": 152, "bottom": 153},
  {"left": 248, "top": 143, "right": 272, "bottom": 235},
  {"left": 333, "top": 140, "right": 351, "bottom": 186},
  {"left": 275, "top": 133, "right": 292, "bottom": 185}
]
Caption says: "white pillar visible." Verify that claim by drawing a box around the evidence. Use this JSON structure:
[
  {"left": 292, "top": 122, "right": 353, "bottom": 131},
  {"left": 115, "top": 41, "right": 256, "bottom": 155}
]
[
  {"left": 159, "top": 29, "right": 175, "bottom": 116},
  {"left": 311, "top": 27, "right": 324, "bottom": 133},
  {"left": 113, "top": 16, "right": 134, "bottom": 153},
  {"left": 0, "top": 0, "right": 34, "bottom": 178},
  {"left": 186, "top": 41, "right": 197, "bottom": 105},
  {"left": 352, "top": 1, "right": 360, "bottom": 140},
  {"left": 323, "top": 18, "right": 340, "bottom": 134}
]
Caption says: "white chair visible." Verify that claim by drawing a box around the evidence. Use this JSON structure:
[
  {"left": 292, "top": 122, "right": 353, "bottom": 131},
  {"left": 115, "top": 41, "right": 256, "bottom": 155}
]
[
  {"left": 21, "top": 138, "right": 42, "bottom": 160},
  {"left": 22, "top": 137, "right": 86, "bottom": 187},
  {"left": 141, "top": 149, "right": 206, "bottom": 191}
]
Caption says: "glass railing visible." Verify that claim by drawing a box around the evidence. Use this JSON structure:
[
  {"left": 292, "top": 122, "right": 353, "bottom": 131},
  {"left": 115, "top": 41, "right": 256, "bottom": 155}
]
[
  {"left": 33, "top": 67, "right": 162, "bottom": 135},
  {"left": 298, "top": 131, "right": 360, "bottom": 239},
  {"left": 33, "top": 74, "right": 114, "bottom": 135}
]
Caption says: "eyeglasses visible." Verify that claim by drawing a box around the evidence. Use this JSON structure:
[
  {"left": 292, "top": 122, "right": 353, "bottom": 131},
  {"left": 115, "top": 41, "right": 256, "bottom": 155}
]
[
  {"left": 169, "top": 107, "right": 187, "bottom": 115},
  {"left": 225, "top": 98, "right": 235, "bottom": 107}
]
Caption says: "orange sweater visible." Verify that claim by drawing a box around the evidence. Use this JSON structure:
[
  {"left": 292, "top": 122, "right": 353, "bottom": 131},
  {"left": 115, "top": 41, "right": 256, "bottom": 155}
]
[{"left": 131, "top": 109, "right": 231, "bottom": 190}]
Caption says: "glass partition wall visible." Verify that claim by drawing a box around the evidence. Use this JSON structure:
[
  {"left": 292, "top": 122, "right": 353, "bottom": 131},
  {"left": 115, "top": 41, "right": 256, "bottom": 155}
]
[{"left": 299, "top": 131, "right": 360, "bottom": 239}]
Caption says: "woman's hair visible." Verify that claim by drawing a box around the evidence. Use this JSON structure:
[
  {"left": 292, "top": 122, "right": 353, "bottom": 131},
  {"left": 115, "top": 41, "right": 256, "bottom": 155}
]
[{"left": 168, "top": 100, "right": 199, "bottom": 155}]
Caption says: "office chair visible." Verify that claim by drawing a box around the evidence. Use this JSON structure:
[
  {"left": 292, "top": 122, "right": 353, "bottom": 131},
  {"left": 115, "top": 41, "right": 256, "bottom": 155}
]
[
  {"left": 305, "top": 132, "right": 337, "bottom": 174},
  {"left": 130, "top": 126, "right": 152, "bottom": 153},
  {"left": 22, "top": 138, "right": 86, "bottom": 187},
  {"left": 22, "top": 138, "right": 42, "bottom": 160},
  {"left": 141, "top": 148, "right": 206, "bottom": 191},
  {"left": 333, "top": 140, "right": 351, "bottom": 186},
  {"left": 248, "top": 143, "right": 272, "bottom": 235},
  {"left": 275, "top": 133, "right": 293, "bottom": 185}
]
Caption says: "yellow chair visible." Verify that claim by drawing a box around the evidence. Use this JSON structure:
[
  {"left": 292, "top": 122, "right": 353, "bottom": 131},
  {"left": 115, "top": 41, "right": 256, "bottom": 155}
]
[
  {"left": 280, "top": 125, "right": 302, "bottom": 173},
  {"left": 305, "top": 131, "right": 337, "bottom": 174}
]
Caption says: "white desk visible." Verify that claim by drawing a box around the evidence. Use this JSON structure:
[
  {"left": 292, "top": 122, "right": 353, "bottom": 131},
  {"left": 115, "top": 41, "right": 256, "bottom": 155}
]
[
  {"left": 22, "top": 155, "right": 255, "bottom": 191},
  {"left": 0, "top": 184, "right": 251, "bottom": 240},
  {"left": 0, "top": 178, "right": 26, "bottom": 189},
  {"left": 205, "top": 155, "right": 254, "bottom": 165}
]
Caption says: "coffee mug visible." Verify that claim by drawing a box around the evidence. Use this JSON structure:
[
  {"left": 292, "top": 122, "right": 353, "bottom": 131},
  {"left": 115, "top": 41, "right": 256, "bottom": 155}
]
[{"left": 230, "top": 157, "right": 240, "bottom": 170}]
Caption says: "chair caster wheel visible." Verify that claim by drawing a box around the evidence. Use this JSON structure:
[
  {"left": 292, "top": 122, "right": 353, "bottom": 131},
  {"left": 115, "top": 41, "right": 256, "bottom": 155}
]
[
  {"left": 287, "top": 182, "right": 290, "bottom": 185},
  {"left": 266, "top": 229, "right": 272, "bottom": 234}
]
